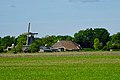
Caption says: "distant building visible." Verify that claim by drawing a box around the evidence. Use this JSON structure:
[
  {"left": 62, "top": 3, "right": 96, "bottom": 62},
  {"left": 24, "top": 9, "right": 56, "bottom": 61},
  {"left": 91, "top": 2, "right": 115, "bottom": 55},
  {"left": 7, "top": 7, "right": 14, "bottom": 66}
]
[
  {"left": 39, "top": 46, "right": 52, "bottom": 52},
  {"left": 39, "top": 46, "right": 58, "bottom": 52},
  {"left": 6, "top": 44, "right": 15, "bottom": 51},
  {"left": 52, "top": 40, "right": 81, "bottom": 51}
]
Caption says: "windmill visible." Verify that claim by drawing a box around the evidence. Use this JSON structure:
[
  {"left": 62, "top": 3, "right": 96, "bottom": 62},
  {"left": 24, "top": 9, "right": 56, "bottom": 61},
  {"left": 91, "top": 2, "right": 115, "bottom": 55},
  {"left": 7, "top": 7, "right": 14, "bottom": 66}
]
[
  {"left": 22, "top": 23, "right": 38, "bottom": 52},
  {"left": 25, "top": 22, "right": 38, "bottom": 46}
]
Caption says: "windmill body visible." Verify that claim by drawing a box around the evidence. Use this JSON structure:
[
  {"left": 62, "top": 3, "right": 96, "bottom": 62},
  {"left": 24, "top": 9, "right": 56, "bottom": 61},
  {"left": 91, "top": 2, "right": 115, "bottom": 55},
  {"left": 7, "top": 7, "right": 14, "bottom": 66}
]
[
  {"left": 26, "top": 23, "right": 38, "bottom": 46},
  {"left": 22, "top": 23, "right": 38, "bottom": 52}
]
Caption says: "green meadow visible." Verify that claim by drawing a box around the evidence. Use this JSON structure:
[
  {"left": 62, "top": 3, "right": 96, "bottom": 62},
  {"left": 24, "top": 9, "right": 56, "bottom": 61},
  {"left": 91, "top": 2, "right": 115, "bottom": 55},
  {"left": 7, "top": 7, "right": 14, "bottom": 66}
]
[{"left": 0, "top": 52, "right": 120, "bottom": 80}]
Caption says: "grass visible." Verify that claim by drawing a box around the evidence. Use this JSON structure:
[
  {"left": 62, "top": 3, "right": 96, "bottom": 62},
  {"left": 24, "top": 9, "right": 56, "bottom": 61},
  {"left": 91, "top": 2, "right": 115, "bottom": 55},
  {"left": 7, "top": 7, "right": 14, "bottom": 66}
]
[{"left": 0, "top": 52, "right": 120, "bottom": 80}]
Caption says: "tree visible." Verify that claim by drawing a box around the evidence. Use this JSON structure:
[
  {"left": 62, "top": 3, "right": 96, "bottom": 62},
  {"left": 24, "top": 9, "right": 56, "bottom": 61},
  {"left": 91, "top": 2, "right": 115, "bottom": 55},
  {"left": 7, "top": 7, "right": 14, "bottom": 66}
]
[
  {"left": 29, "top": 42, "right": 39, "bottom": 53},
  {"left": 0, "top": 37, "right": 1, "bottom": 46},
  {"left": 111, "top": 44, "right": 120, "bottom": 49},
  {"left": 0, "top": 36, "right": 15, "bottom": 49},
  {"left": 37, "top": 35, "right": 73, "bottom": 48},
  {"left": 94, "top": 28, "right": 110, "bottom": 46},
  {"left": 111, "top": 32, "right": 120, "bottom": 44},
  {"left": 15, "top": 34, "right": 27, "bottom": 53},
  {"left": 57, "top": 35, "right": 73, "bottom": 41},
  {"left": 0, "top": 46, "right": 3, "bottom": 53},
  {"left": 74, "top": 30, "right": 88, "bottom": 48},
  {"left": 15, "top": 43, "right": 23, "bottom": 52},
  {"left": 74, "top": 28, "right": 95, "bottom": 48},
  {"left": 109, "top": 32, "right": 120, "bottom": 50},
  {"left": 74, "top": 28, "right": 110, "bottom": 48},
  {"left": 94, "top": 38, "right": 100, "bottom": 50},
  {"left": 39, "top": 35, "right": 57, "bottom": 47},
  {"left": 106, "top": 41, "right": 112, "bottom": 50},
  {"left": 16, "top": 35, "right": 27, "bottom": 45}
]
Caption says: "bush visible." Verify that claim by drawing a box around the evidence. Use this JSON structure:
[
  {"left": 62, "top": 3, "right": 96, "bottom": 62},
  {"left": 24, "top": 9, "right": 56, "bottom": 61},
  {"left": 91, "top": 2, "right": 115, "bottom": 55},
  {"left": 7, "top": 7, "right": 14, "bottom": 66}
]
[
  {"left": 12, "top": 48, "right": 17, "bottom": 54},
  {"left": 0, "top": 46, "right": 3, "bottom": 53},
  {"left": 110, "top": 49, "right": 120, "bottom": 51},
  {"left": 111, "top": 44, "right": 120, "bottom": 49},
  {"left": 102, "top": 46, "right": 110, "bottom": 51},
  {"left": 29, "top": 43, "right": 39, "bottom": 53},
  {"left": 82, "top": 48, "right": 95, "bottom": 51}
]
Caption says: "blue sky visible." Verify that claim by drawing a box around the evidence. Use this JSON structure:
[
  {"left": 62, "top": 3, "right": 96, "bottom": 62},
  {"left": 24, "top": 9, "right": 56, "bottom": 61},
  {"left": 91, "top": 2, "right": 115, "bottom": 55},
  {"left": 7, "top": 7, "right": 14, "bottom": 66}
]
[{"left": 0, "top": 0, "right": 120, "bottom": 37}]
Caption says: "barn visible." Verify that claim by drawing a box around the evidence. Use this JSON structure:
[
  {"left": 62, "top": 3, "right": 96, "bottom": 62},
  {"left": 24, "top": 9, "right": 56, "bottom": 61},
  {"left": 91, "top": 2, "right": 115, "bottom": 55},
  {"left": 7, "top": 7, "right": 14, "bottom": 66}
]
[{"left": 52, "top": 40, "right": 81, "bottom": 51}]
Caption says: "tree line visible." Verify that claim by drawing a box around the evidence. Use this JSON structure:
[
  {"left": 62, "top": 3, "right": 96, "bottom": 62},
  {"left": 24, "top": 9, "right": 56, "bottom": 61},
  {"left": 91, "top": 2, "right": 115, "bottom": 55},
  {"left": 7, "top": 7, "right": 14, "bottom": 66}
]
[{"left": 0, "top": 28, "right": 120, "bottom": 53}]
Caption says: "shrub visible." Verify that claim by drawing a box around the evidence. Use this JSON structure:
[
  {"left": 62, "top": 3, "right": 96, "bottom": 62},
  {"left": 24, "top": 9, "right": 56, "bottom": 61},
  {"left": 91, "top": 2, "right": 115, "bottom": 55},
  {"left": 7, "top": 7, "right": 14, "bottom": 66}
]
[
  {"left": 29, "top": 43, "right": 39, "bottom": 53},
  {"left": 111, "top": 44, "right": 120, "bottom": 49},
  {"left": 11, "top": 48, "right": 17, "bottom": 54},
  {"left": 0, "top": 46, "right": 3, "bottom": 53},
  {"left": 82, "top": 48, "right": 95, "bottom": 51}
]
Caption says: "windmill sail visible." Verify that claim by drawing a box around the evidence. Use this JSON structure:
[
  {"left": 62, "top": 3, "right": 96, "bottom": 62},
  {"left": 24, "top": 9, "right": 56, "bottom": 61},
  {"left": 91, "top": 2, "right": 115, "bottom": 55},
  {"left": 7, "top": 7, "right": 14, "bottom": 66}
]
[
  {"left": 28, "top": 23, "right": 30, "bottom": 33},
  {"left": 26, "top": 22, "right": 31, "bottom": 46}
]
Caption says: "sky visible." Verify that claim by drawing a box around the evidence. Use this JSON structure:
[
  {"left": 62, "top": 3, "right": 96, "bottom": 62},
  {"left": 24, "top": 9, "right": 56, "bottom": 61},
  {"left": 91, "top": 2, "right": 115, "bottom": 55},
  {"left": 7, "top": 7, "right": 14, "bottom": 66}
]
[{"left": 0, "top": 0, "right": 120, "bottom": 37}]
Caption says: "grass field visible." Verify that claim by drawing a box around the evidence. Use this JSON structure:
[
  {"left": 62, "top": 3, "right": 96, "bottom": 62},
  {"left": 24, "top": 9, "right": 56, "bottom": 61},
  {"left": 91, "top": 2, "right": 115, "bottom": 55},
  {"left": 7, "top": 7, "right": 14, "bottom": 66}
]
[{"left": 0, "top": 52, "right": 120, "bottom": 80}]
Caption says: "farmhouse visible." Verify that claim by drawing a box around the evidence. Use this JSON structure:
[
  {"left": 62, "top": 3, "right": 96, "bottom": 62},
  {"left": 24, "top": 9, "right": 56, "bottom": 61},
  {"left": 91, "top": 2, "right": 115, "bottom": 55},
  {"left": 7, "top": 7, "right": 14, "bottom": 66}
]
[{"left": 52, "top": 40, "right": 81, "bottom": 51}]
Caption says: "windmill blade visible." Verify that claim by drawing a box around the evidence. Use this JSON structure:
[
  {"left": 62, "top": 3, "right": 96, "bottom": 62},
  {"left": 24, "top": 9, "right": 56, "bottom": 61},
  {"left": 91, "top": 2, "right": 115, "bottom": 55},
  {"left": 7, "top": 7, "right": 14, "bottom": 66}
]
[
  {"left": 28, "top": 22, "right": 30, "bottom": 33},
  {"left": 32, "top": 33, "right": 38, "bottom": 35}
]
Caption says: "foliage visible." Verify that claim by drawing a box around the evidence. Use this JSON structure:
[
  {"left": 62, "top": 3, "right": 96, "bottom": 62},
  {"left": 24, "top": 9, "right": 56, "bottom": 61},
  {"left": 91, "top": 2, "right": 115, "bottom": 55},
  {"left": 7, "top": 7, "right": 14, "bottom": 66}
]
[
  {"left": 40, "top": 35, "right": 57, "bottom": 47},
  {"left": 0, "top": 52, "right": 120, "bottom": 80},
  {"left": 33, "top": 35, "right": 73, "bottom": 48},
  {"left": 82, "top": 48, "right": 95, "bottom": 51},
  {"left": 74, "top": 28, "right": 110, "bottom": 48},
  {"left": 0, "top": 46, "right": 3, "bottom": 53},
  {"left": 14, "top": 34, "right": 27, "bottom": 53},
  {"left": 104, "top": 41, "right": 112, "bottom": 51},
  {"left": 103, "top": 41, "right": 119, "bottom": 51},
  {"left": 111, "top": 44, "right": 120, "bottom": 49},
  {"left": 16, "top": 34, "right": 27, "bottom": 45},
  {"left": 2, "top": 28, "right": 120, "bottom": 52},
  {"left": 0, "top": 37, "right": 1, "bottom": 45},
  {"left": 94, "top": 38, "right": 102, "bottom": 50},
  {"left": 0, "top": 36, "right": 15, "bottom": 49},
  {"left": 111, "top": 32, "right": 120, "bottom": 44},
  {"left": 29, "top": 42, "right": 40, "bottom": 53},
  {"left": 93, "top": 28, "right": 110, "bottom": 46},
  {"left": 11, "top": 48, "right": 17, "bottom": 54},
  {"left": 15, "top": 43, "right": 23, "bottom": 53},
  {"left": 57, "top": 35, "right": 73, "bottom": 41},
  {"left": 76, "top": 28, "right": 95, "bottom": 48}
]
